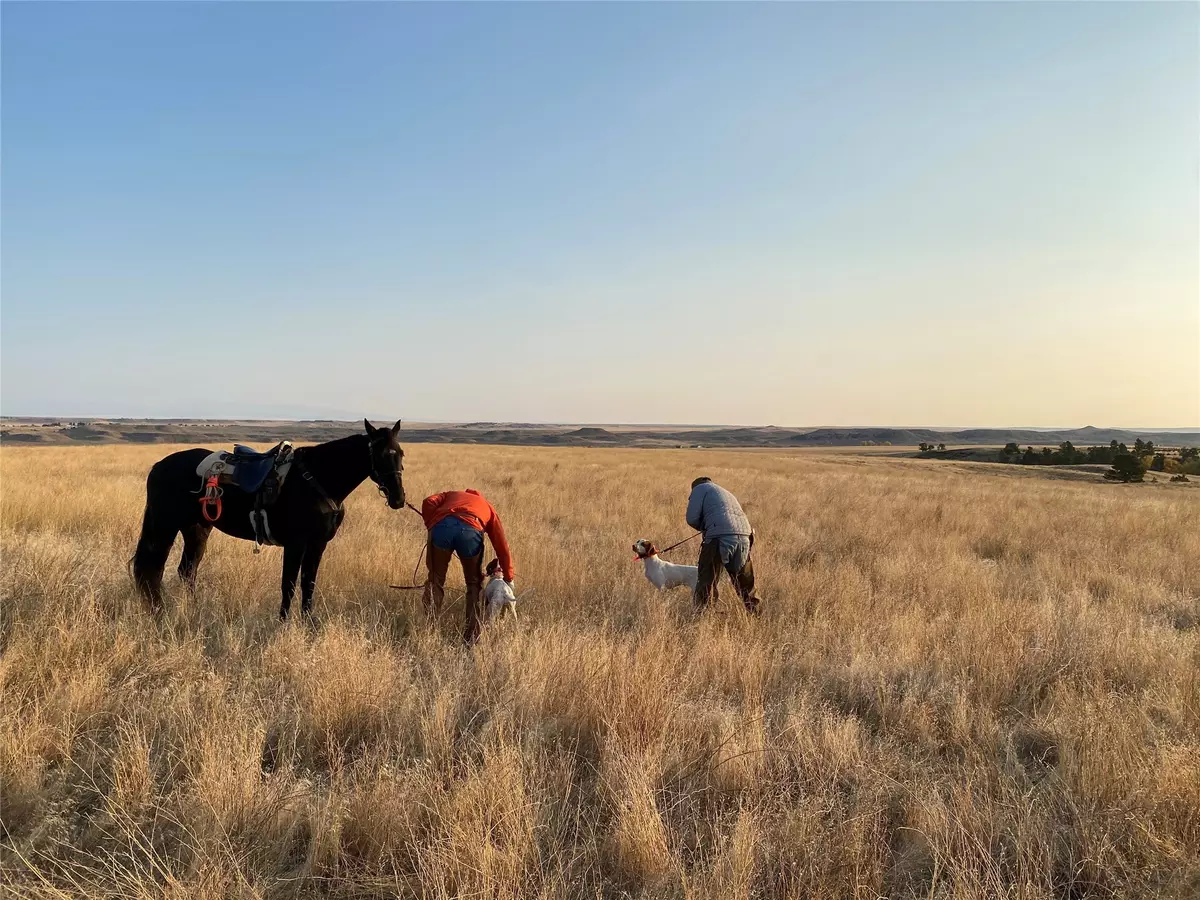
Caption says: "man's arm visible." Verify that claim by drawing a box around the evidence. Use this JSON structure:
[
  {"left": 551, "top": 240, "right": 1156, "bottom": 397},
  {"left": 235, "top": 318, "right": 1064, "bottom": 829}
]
[
  {"left": 484, "top": 507, "right": 516, "bottom": 582},
  {"left": 420, "top": 493, "right": 444, "bottom": 528},
  {"left": 685, "top": 487, "right": 705, "bottom": 532}
]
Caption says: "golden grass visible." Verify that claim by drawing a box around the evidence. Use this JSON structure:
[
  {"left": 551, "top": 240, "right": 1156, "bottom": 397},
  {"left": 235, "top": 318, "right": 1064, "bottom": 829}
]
[{"left": 1, "top": 442, "right": 1198, "bottom": 898}]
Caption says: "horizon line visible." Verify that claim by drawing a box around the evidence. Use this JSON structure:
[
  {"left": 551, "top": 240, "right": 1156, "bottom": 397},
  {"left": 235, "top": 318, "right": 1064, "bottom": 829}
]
[{"left": 3, "top": 416, "right": 1198, "bottom": 433}]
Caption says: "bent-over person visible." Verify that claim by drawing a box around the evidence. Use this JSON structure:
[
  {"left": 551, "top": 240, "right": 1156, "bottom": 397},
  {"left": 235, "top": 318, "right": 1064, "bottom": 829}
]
[
  {"left": 420, "top": 489, "right": 515, "bottom": 645},
  {"left": 685, "top": 477, "right": 761, "bottom": 615}
]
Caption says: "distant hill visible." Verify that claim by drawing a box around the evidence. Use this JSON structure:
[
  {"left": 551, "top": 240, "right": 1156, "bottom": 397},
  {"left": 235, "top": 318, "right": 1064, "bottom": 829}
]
[{"left": 2, "top": 419, "right": 1196, "bottom": 449}]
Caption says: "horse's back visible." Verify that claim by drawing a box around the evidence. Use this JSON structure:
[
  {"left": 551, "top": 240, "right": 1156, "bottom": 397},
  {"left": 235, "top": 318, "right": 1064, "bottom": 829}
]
[
  {"left": 145, "top": 447, "right": 216, "bottom": 491},
  {"left": 152, "top": 447, "right": 212, "bottom": 469}
]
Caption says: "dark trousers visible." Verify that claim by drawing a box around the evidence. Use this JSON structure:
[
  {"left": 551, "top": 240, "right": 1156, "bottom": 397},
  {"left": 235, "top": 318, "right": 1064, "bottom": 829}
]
[
  {"left": 422, "top": 541, "right": 485, "bottom": 645},
  {"left": 694, "top": 538, "right": 760, "bottom": 614}
]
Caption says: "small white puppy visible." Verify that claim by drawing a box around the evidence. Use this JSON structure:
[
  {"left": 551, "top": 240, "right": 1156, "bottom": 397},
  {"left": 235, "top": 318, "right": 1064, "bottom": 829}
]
[
  {"left": 632, "top": 539, "right": 698, "bottom": 590},
  {"left": 484, "top": 559, "right": 519, "bottom": 623}
]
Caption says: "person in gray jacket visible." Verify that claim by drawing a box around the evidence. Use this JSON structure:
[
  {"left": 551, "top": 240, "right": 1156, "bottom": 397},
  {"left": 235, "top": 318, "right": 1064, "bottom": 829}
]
[{"left": 685, "top": 477, "right": 761, "bottom": 614}]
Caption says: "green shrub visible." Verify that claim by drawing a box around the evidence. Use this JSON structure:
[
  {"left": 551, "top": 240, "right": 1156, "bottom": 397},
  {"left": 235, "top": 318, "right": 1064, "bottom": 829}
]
[{"left": 1105, "top": 454, "right": 1145, "bottom": 483}]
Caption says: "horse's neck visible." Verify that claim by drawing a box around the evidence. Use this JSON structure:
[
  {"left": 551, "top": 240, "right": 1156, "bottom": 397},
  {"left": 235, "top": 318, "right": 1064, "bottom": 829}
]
[{"left": 301, "top": 434, "right": 369, "bottom": 501}]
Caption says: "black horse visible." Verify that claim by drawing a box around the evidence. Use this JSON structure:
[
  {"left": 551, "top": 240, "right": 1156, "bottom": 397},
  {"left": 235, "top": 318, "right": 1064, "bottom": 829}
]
[{"left": 132, "top": 419, "right": 406, "bottom": 620}]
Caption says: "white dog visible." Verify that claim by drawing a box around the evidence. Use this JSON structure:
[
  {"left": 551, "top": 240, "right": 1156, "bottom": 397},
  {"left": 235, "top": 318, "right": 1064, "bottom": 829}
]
[
  {"left": 632, "top": 539, "right": 698, "bottom": 591},
  {"left": 484, "top": 559, "right": 519, "bottom": 623}
]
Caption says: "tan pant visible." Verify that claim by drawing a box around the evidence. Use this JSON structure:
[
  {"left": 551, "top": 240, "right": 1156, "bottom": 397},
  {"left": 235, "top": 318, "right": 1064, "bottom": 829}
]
[{"left": 422, "top": 540, "right": 485, "bottom": 645}]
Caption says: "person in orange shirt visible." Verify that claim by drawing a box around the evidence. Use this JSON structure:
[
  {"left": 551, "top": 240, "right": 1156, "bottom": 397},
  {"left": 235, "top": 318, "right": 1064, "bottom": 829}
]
[{"left": 419, "top": 489, "right": 515, "bottom": 645}]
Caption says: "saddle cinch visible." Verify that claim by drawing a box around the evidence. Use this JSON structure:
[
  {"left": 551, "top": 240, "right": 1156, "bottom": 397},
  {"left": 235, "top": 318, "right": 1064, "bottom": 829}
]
[{"left": 195, "top": 441, "right": 295, "bottom": 548}]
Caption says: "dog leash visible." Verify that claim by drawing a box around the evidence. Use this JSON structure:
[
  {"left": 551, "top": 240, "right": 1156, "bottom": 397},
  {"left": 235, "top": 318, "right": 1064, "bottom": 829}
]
[{"left": 658, "top": 533, "right": 701, "bottom": 555}]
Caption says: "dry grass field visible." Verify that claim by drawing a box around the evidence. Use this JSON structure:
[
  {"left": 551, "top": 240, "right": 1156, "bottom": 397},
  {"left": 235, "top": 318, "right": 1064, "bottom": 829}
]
[{"left": 1, "top": 442, "right": 1198, "bottom": 899}]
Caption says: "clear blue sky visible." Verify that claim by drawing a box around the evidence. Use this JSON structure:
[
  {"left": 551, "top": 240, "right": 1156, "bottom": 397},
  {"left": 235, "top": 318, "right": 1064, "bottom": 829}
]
[{"left": 2, "top": 2, "right": 1196, "bottom": 426}]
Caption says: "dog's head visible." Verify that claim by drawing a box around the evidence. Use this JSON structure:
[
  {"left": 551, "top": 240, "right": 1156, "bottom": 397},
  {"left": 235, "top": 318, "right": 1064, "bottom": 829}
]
[
  {"left": 632, "top": 539, "right": 658, "bottom": 560},
  {"left": 485, "top": 558, "right": 503, "bottom": 580}
]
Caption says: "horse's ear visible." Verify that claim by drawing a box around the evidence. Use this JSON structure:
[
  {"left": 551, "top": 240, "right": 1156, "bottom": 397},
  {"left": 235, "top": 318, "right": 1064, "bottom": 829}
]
[
  {"left": 391, "top": 419, "right": 402, "bottom": 437},
  {"left": 364, "top": 418, "right": 377, "bottom": 436}
]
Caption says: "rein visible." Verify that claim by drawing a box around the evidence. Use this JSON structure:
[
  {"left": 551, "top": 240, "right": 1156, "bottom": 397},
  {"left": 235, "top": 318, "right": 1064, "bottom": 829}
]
[{"left": 390, "top": 502, "right": 428, "bottom": 590}]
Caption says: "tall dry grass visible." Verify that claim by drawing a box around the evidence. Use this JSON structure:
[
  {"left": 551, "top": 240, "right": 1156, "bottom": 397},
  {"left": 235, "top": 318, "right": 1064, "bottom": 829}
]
[{"left": 1, "top": 442, "right": 1197, "bottom": 898}]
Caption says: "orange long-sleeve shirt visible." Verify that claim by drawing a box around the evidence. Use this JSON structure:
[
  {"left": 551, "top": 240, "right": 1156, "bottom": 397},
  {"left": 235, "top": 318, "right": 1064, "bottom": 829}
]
[{"left": 420, "top": 489, "right": 515, "bottom": 581}]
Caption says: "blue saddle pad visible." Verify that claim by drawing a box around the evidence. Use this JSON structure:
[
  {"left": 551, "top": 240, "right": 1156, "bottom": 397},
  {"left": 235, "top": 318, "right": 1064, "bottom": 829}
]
[{"left": 230, "top": 445, "right": 277, "bottom": 493}]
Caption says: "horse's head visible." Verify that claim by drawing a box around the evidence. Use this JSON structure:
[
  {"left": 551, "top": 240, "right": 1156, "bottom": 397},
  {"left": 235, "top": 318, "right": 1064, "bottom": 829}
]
[{"left": 364, "top": 418, "right": 406, "bottom": 510}]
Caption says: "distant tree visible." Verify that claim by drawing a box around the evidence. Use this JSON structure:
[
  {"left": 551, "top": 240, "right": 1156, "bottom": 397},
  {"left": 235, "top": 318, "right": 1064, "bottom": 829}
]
[
  {"left": 1118, "top": 443, "right": 1129, "bottom": 455},
  {"left": 1105, "top": 454, "right": 1145, "bottom": 483},
  {"left": 1110, "top": 439, "right": 1119, "bottom": 452},
  {"left": 918, "top": 442, "right": 931, "bottom": 453},
  {"left": 936, "top": 443, "right": 946, "bottom": 452},
  {"left": 1002, "top": 442, "right": 1020, "bottom": 458},
  {"left": 1040, "top": 447, "right": 1054, "bottom": 463},
  {"left": 1145, "top": 441, "right": 1154, "bottom": 456},
  {"left": 1056, "top": 441, "right": 1081, "bottom": 464},
  {"left": 1180, "top": 446, "right": 1199, "bottom": 462},
  {"left": 1021, "top": 446, "right": 1038, "bottom": 465},
  {"left": 1134, "top": 438, "right": 1146, "bottom": 455},
  {"left": 1150, "top": 454, "right": 1166, "bottom": 472}
]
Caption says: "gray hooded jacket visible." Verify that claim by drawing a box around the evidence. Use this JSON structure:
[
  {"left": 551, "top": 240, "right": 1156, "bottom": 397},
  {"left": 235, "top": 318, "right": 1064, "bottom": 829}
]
[{"left": 686, "top": 481, "right": 752, "bottom": 540}]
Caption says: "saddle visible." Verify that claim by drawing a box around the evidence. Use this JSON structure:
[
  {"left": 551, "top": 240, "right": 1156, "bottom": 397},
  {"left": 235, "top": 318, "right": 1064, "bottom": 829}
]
[{"left": 195, "top": 441, "right": 295, "bottom": 547}]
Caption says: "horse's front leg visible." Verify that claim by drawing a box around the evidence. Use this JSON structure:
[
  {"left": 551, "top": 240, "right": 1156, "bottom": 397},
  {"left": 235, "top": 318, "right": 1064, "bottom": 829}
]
[
  {"left": 280, "top": 543, "right": 305, "bottom": 620},
  {"left": 300, "top": 539, "right": 328, "bottom": 624}
]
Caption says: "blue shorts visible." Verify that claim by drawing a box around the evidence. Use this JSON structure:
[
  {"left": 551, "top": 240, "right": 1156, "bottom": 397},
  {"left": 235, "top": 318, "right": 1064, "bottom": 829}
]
[{"left": 430, "top": 515, "right": 484, "bottom": 559}]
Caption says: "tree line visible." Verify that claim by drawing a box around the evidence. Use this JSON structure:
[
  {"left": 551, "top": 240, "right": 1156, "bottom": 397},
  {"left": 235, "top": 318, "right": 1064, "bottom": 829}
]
[{"left": 999, "top": 440, "right": 1199, "bottom": 482}]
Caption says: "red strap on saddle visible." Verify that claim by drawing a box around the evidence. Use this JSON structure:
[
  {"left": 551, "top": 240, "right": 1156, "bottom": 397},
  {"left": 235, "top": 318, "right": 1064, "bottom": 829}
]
[{"left": 200, "top": 474, "right": 223, "bottom": 523}]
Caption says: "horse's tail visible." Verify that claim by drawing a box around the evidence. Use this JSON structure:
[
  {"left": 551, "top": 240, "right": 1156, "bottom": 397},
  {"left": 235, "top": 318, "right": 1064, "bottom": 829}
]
[{"left": 130, "top": 502, "right": 153, "bottom": 574}]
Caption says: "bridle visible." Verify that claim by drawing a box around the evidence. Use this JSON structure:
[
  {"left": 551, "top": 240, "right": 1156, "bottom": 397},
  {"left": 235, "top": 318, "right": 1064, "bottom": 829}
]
[{"left": 367, "top": 435, "right": 404, "bottom": 503}]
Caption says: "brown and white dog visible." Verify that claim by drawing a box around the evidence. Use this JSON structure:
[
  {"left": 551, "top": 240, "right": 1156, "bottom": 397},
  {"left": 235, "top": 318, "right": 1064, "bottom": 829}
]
[
  {"left": 632, "top": 539, "right": 698, "bottom": 590},
  {"left": 484, "top": 558, "right": 519, "bottom": 623}
]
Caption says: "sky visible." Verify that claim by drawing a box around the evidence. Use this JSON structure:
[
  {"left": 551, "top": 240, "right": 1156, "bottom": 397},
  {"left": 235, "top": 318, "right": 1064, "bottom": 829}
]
[{"left": 2, "top": 2, "right": 1197, "bottom": 427}]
